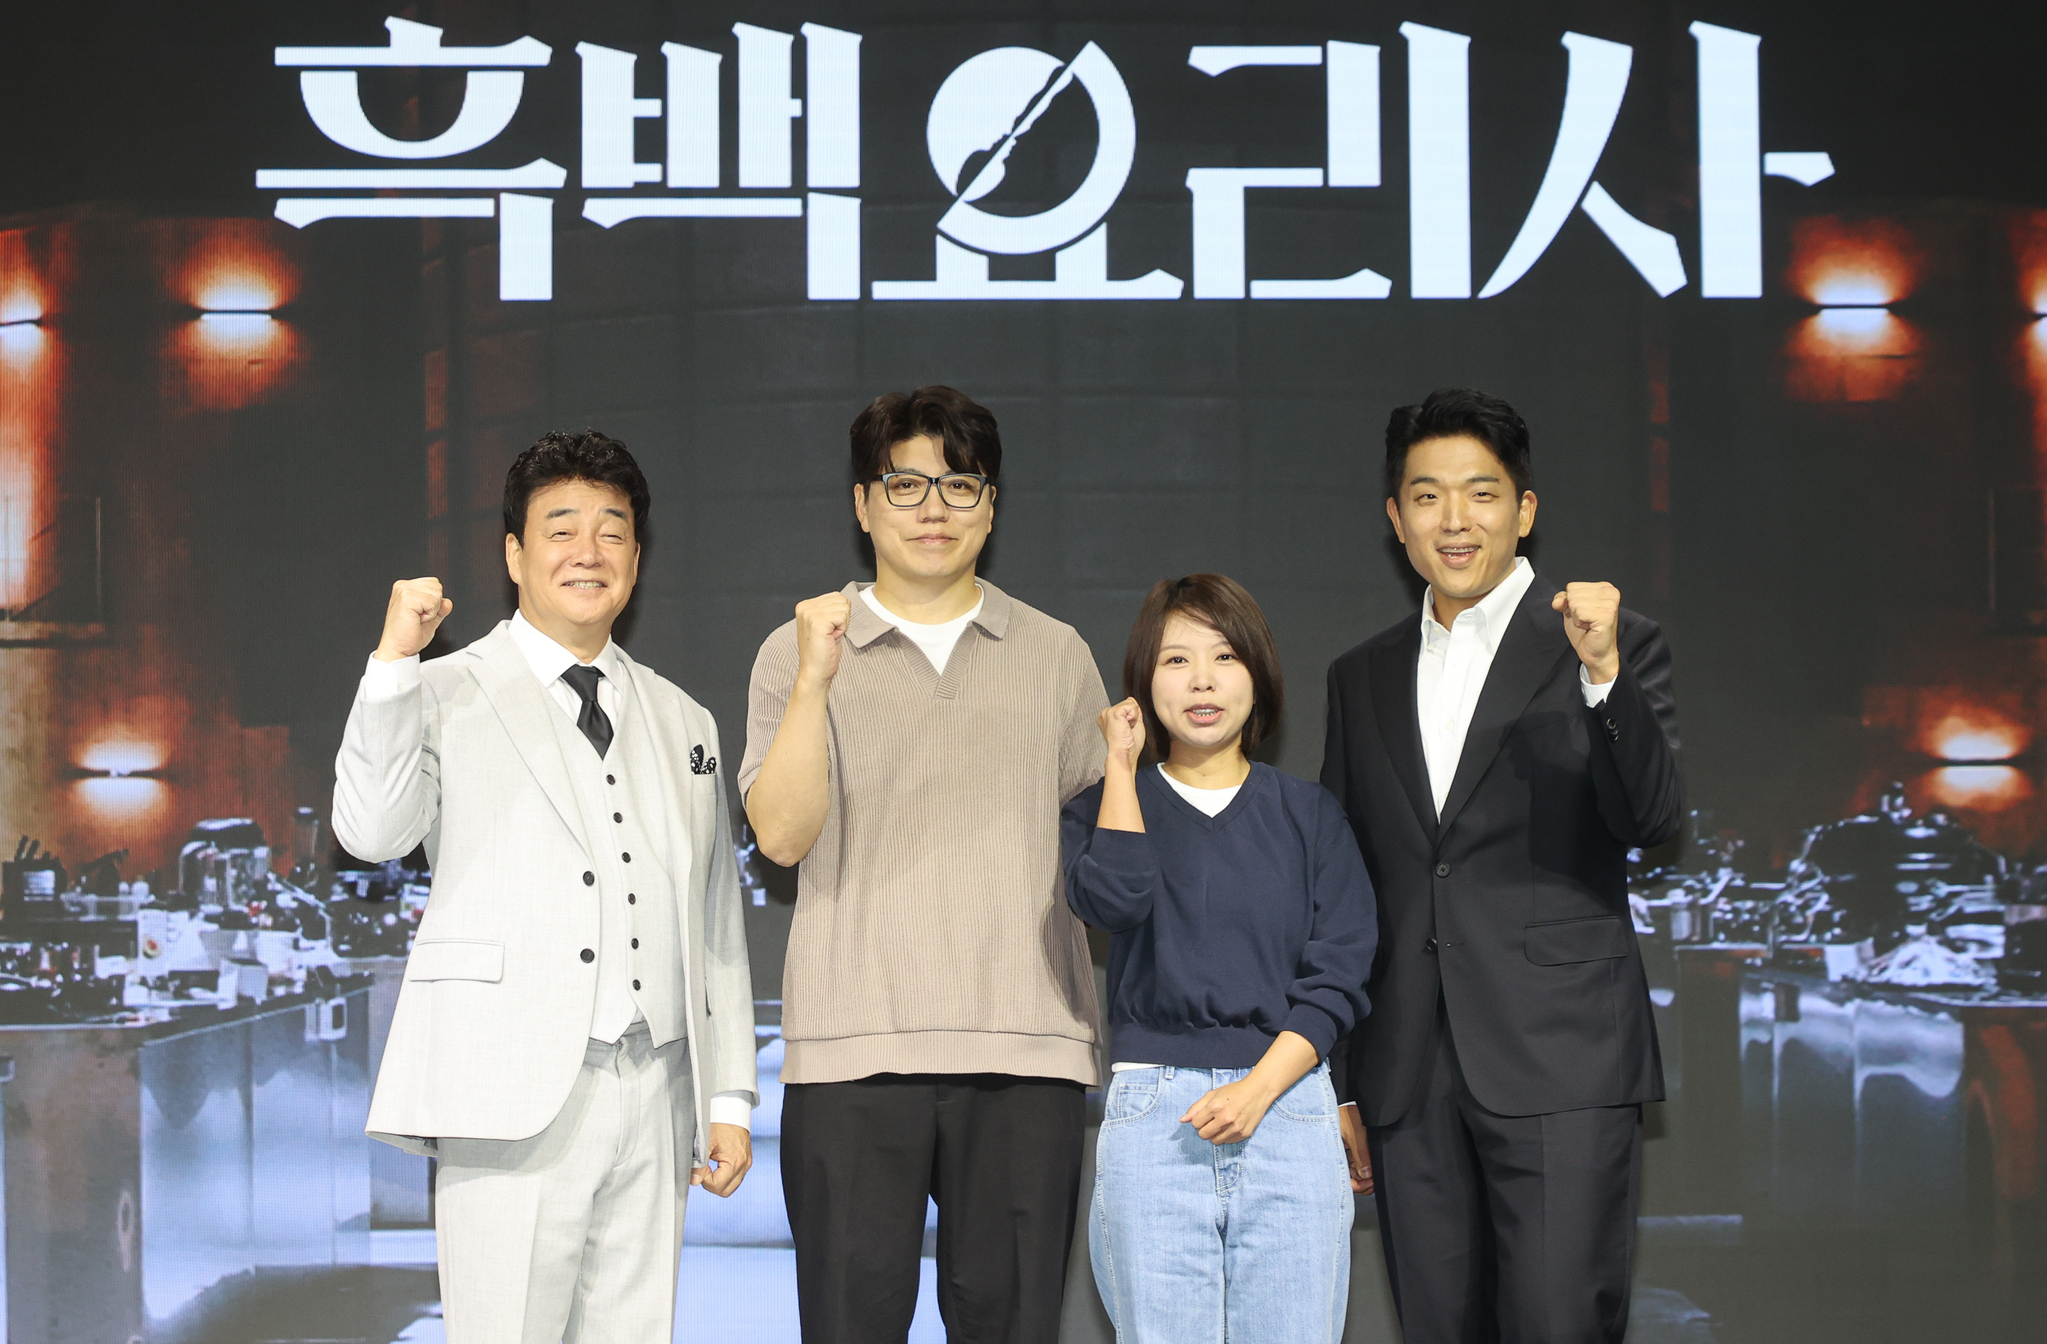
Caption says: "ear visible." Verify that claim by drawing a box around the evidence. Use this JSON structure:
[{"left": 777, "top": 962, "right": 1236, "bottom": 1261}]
[
  {"left": 628, "top": 541, "right": 642, "bottom": 583},
  {"left": 504, "top": 531, "right": 523, "bottom": 587},
  {"left": 1384, "top": 495, "right": 1406, "bottom": 544},
  {"left": 853, "top": 481, "right": 872, "bottom": 535},
  {"left": 1517, "top": 490, "right": 1538, "bottom": 538}
]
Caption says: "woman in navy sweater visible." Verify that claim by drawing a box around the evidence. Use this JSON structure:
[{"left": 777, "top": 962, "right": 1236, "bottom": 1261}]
[{"left": 1063, "top": 573, "right": 1377, "bottom": 1344}]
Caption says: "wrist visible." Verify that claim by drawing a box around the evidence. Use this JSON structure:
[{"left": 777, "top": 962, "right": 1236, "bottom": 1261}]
[
  {"left": 791, "top": 669, "right": 833, "bottom": 699},
  {"left": 1584, "top": 653, "right": 1620, "bottom": 685},
  {"left": 1242, "top": 1069, "right": 1286, "bottom": 1105},
  {"left": 373, "top": 643, "right": 414, "bottom": 663}
]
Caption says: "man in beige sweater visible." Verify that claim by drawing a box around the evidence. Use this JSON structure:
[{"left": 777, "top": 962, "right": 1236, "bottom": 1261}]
[{"left": 742, "top": 385, "right": 1107, "bottom": 1344}]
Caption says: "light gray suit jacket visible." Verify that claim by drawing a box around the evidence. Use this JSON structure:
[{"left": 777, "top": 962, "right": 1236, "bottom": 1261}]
[{"left": 332, "top": 622, "right": 757, "bottom": 1156}]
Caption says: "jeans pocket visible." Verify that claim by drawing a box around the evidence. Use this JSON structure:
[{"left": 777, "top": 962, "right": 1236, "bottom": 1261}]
[
  {"left": 1273, "top": 1065, "right": 1338, "bottom": 1120},
  {"left": 1101, "top": 1069, "right": 1162, "bottom": 1126}
]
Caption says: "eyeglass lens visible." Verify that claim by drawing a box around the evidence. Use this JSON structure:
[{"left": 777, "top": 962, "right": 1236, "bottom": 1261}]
[{"left": 883, "top": 473, "right": 984, "bottom": 507}]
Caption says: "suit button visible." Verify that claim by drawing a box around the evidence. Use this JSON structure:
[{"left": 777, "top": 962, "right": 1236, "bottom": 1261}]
[
  {"left": 582, "top": 871, "right": 595, "bottom": 887},
  {"left": 579, "top": 948, "right": 594, "bottom": 964},
  {"left": 1435, "top": 863, "right": 1451, "bottom": 878},
  {"left": 631, "top": 938, "right": 639, "bottom": 949},
  {"left": 1425, "top": 938, "right": 1439, "bottom": 954},
  {"left": 613, "top": 812, "right": 622, "bottom": 823},
  {"left": 622, "top": 852, "right": 632, "bottom": 863},
  {"left": 632, "top": 979, "right": 642, "bottom": 990},
  {"left": 606, "top": 774, "right": 616, "bottom": 785},
  {"left": 628, "top": 893, "right": 636, "bottom": 904}
]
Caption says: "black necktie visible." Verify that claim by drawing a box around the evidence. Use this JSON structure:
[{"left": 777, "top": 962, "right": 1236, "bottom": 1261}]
[{"left": 560, "top": 665, "right": 613, "bottom": 759}]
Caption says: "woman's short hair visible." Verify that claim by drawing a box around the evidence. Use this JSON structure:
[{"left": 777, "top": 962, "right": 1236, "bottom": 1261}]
[{"left": 1121, "top": 573, "right": 1285, "bottom": 757}]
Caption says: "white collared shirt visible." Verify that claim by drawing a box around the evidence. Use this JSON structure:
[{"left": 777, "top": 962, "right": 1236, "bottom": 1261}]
[
  {"left": 1416, "top": 558, "right": 1613, "bottom": 817},
  {"left": 359, "top": 614, "right": 752, "bottom": 1131},
  {"left": 505, "top": 609, "right": 624, "bottom": 725}
]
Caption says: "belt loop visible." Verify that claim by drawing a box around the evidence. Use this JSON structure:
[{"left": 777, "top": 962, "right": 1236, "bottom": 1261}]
[{"left": 1163, "top": 1066, "right": 1176, "bottom": 1080}]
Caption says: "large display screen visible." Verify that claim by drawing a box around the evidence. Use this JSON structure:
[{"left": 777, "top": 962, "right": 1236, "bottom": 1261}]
[{"left": 1, "top": 2, "right": 2044, "bottom": 1340}]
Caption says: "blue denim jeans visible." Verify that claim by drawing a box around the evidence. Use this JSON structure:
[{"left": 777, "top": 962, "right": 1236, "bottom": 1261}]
[{"left": 1090, "top": 1062, "right": 1353, "bottom": 1344}]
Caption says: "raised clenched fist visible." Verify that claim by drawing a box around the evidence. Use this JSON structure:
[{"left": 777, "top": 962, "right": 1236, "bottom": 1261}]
[
  {"left": 1098, "top": 697, "right": 1146, "bottom": 773},
  {"left": 376, "top": 577, "right": 453, "bottom": 662},
  {"left": 793, "top": 591, "right": 853, "bottom": 690},
  {"left": 1551, "top": 581, "right": 1621, "bottom": 684}
]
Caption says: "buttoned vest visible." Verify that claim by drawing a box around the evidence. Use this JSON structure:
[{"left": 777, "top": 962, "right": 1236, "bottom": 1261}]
[{"left": 544, "top": 672, "right": 687, "bottom": 1045}]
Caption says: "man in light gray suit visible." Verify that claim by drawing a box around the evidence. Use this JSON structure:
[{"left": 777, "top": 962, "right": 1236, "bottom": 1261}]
[{"left": 333, "top": 430, "right": 757, "bottom": 1344}]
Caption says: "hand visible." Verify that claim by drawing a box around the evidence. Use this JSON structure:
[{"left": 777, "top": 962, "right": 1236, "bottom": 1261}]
[
  {"left": 1180, "top": 1075, "right": 1278, "bottom": 1145},
  {"left": 1551, "top": 581, "right": 1621, "bottom": 684},
  {"left": 375, "top": 578, "right": 452, "bottom": 662},
  {"left": 1098, "top": 698, "right": 1145, "bottom": 773},
  {"left": 793, "top": 592, "right": 852, "bottom": 691},
  {"left": 1339, "top": 1103, "right": 1374, "bottom": 1194},
  {"left": 692, "top": 1122, "right": 753, "bottom": 1197}
]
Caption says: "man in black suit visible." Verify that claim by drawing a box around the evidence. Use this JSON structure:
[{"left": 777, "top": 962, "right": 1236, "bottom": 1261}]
[{"left": 1322, "top": 388, "right": 1681, "bottom": 1344}]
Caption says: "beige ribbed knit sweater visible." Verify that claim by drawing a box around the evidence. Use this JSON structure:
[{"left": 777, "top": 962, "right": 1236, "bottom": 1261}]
[{"left": 739, "top": 579, "right": 1108, "bottom": 1085}]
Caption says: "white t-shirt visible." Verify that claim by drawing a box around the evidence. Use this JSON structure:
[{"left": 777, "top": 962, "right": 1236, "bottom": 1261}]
[
  {"left": 1110, "top": 765, "right": 1244, "bottom": 1072},
  {"left": 1156, "top": 763, "right": 1241, "bottom": 817},
  {"left": 860, "top": 585, "right": 983, "bottom": 676}
]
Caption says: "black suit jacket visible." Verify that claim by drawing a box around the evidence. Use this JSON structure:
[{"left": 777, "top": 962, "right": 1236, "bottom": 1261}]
[{"left": 1321, "top": 574, "right": 1682, "bottom": 1125}]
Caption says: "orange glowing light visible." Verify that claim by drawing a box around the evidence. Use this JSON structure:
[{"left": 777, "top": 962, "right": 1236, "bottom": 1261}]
[
  {"left": 78, "top": 740, "right": 164, "bottom": 777},
  {"left": 0, "top": 320, "right": 46, "bottom": 362},
  {"left": 1917, "top": 706, "right": 2031, "bottom": 762},
  {"left": 1788, "top": 216, "right": 1920, "bottom": 309},
  {"left": 0, "top": 292, "right": 41, "bottom": 325},
  {"left": 1922, "top": 765, "right": 2033, "bottom": 812},
  {"left": 194, "top": 280, "right": 280, "bottom": 315},
  {"left": 1810, "top": 277, "right": 1895, "bottom": 307},
  {"left": 1810, "top": 306, "right": 1906, "bottom": 346},
  {"left": 172, "top": 219, "right": 299, "bottom": 316},
  {"left": 74, "top": 776, "right": 169, "bottom": 819},
  {"left": 1785, "top": 310, "right": 1921, "bottom": 401}
]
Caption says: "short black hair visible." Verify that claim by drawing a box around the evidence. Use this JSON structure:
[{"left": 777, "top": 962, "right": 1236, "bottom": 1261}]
[
  {"left": 503, "top": 430, "right": 650, "bottom": 542},
  {"left": 1122, "top": 573, "right": 1284, "bottom": 757},
  {"left": 1384, "top": 388, "right": 1533, "bottom": 502},
  {"left": 849, "top": 385, "right": 1002, "bottom": 487}
]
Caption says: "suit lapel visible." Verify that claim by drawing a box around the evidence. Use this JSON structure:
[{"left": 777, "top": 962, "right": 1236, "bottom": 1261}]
[
  {"left": 468, "top": 624, "right": 594, "bottom": 861},
  {"left": 1434, "top": 578, "right": 1576, "bottom": 836},
  {"left": 1369, "top": 623, "right": 1438, "bottom": 841},
  {"left": 613, "top": 651, "right": 690, "bottom": 892}
]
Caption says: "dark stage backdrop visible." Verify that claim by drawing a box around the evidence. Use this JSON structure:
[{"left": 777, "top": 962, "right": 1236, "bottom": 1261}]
[{"left": 1, "top": 2, "right": 2044, "bottom": 1341}]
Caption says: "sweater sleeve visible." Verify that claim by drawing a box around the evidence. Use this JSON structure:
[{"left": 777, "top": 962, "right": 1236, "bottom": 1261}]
[
  {"left": 1280, "top": 789, "right": 1380, "bottom": 1060},
  {"left": 737, "top": 623, "right": 798, "bottom": 802},
  {"left": 1061, "top": 785, "right": 1161, "bottom": 934},
  {"left": 1057, "top": 638, "right": 1111, "bottom": 807}
]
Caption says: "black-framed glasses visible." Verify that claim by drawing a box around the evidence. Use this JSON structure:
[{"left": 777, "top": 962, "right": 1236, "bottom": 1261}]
[{"left": 874, "top": 470, "right": 991, "bottom": 509}]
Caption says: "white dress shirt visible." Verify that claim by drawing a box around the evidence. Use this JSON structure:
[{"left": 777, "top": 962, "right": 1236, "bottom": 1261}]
[
  {"left": 360, "top": 612, "right": 752, "bottom": 1131},
  {"left": 1416, "top": 558, "right": 1613, "bottom": 817}
]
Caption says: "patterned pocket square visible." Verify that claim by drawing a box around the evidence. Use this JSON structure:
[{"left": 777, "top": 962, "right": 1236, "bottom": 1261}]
[{"left": 690, "top": 744, "right": 718, "bottom": 775}]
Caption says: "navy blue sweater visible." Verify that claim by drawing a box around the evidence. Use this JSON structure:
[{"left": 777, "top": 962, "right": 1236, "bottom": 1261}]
[{"left": 1062, "top": 763, "right": 1377, "bottom": 1068}]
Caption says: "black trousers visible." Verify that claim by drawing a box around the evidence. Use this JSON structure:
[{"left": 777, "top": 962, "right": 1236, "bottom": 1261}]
[
  {"left": 1367, "top": 1011, "right": 1643, "bottom": 1344},
  {"left": 781, "top": 1073, "right": 1086, "bottom": 1344}
]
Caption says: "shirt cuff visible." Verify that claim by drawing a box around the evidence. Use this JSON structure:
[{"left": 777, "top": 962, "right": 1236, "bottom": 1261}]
[
  {"left": 1579, "top": 664, "right": 1615, "bottom": 708},
  {"left": 361, "top": 652, "right": 423, "bottom": 702},
  {"left": 707, "top": 1092, "right": 753, "bottom": 1130}
]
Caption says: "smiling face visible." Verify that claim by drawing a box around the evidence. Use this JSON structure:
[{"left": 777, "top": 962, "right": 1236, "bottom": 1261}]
[
  {"left": 852, "top": 433, "right": 994, "bottom": 588},
  {"left": 1385, "top": 434, "right": 1537, "bottom": 623},
  {"left": 504, "top": 477, "right": 640, "bottom": 652},
  {"left": 1149, "top": 612, "right": 1256, "bottom": 755}
]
